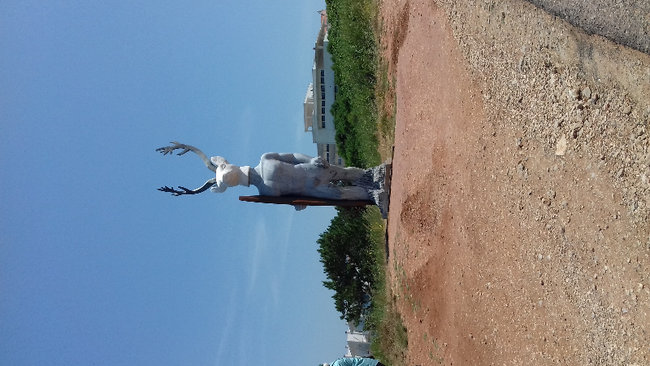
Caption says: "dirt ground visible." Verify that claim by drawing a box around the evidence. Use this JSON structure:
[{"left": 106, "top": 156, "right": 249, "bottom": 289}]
[{"left": 380, "top": 0, "right": 649, "bottom": 365}]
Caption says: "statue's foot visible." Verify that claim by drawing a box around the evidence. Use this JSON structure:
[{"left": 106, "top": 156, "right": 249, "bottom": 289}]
[
  {"left": 369, "top": 189, "right": 390, "bottom": 219},
  {"left": 359, "top": 164, "right": 387, "bottom": 190},
  {"left": 356, "top": 163, "right": 391, "bottom": 218}
]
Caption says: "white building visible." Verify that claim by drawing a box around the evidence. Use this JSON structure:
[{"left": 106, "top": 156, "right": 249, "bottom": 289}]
[
  {"left": 304, "top": 10, "right": 344, "bottom": 166},
  {"left": 344, "top": 321, "right": 373, "bottom": 358}
]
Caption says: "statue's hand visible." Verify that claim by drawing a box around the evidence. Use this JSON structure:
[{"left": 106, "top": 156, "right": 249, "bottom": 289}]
[
  {"left": 311, "top": 156, "right": 330, "bottom": 168},
  {"left": 293, "top": 204, "right": 307, "bottom": 211}
]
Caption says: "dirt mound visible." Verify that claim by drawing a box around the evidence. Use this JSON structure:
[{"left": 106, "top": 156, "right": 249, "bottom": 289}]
[{"left": 381, "top": 0, "right": 649, "bottom": 365}]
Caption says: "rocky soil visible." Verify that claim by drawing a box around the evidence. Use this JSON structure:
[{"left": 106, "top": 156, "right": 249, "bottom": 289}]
[
  {"left": 525, "top": 0, "right": 650, "bottom": 55},
  {"left": 380, "top": 0, "right": 649, "bottom": 365}
]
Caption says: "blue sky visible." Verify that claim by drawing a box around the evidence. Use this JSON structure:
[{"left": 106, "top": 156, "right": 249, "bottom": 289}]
[{"left": 0, "top": 1, "right": 350, "bottom": 365}]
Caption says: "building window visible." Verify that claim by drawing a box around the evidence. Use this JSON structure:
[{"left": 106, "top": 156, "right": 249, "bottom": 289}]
[
  {"left": 321, "top": 107, "right": 325, "bottom": 114},
  {"left": 321, "top": 115, "right": 325, "bottom": 128},
  {"left": 326, "top": 145, "right": 330, "bottom": 152},
  {"left": 338, "top": 158, "right": 342, "bottom": 165},
  {"left": 321, "top": 100, "right": 325, "bottom": 107}
]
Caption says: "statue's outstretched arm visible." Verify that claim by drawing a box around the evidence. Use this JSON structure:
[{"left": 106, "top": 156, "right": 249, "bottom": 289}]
[
  {"left": 156, "top": 142, "right": 217, "bottom": 172},
  {"left": 158, "top": 178, "right": 217, "bottom": 196},
  {"left": 261, "top": 152, "right": 314, "bottom": 165}
]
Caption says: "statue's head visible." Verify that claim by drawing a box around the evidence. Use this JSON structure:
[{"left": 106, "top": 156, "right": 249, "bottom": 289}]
[
  {"left": 210, "top": 182, "right": 228, "bottom": 193},
  {"left": 210, "top": 156, "right": 250, "bottom": 193},
  {"left": 156, "top": 142, "right": 248, "bottom": 196}
]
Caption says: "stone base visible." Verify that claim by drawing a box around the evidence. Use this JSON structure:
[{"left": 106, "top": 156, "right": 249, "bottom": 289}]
[{"left": 358, "top": 163, "right": 392, "bottom": 218}]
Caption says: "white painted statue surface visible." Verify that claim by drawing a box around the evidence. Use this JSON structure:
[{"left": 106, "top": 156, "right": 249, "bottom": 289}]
[{"left": 157, "top": 142, "right": 389, "bottom": 215}]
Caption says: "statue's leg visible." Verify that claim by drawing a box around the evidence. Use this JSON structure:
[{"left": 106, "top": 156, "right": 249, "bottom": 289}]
[
  {"left": 338, "top": 185, "right": 371, "bottom": 200},
  {"left": 309, "top": 185, "right": 370, "bottom": 201},
  {"left": 326, "top": 165, "right": 366, "bottom": 181}
]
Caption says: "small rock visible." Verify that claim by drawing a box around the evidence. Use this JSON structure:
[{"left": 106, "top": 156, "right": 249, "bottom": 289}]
[
  {"left": 636, "top": 125, "right": 645, "bottom": 136},
  {"left": 516, "top": 137, "right": 523, "bottom": 148},
  {"left": 517, "top": 163, "right": 527, "bottom": 177},
  {"left": 623, "top": 105, "right": 632, "bottom": 115},
  {"left": 581, "top": 87, "right": 592, "bottom": 100},
  {"left": 555, "top": 135, "right": 567, "bottom": 156},
  {"left": 567, "top": 88, "right": 580, "bottom": 100},
  {"left": 570, "top": 123, "right": 582, "bottom": 138}
]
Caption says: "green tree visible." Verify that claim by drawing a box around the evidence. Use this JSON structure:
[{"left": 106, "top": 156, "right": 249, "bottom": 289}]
[{"left": 317, "top": 207, "right": 376, "bottom": 324}]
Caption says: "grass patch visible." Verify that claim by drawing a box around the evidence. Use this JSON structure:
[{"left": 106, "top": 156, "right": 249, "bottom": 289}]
[
  {"left": 375, "top": 57, "right": 397, "bottom": 160},
  {"left": 364, "top": 209, "right": 408, "bottom": 366},
  {"left": 321, "top": 1, "right": 404, "bottom": 365},
  {"left": 326, "top": 0, "right": 381, "bottom": 167}
]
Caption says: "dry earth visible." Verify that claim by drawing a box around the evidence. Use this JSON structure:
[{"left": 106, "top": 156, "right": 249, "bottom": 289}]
[{"left": 380, "top": 0, "right": 649, "bottom": 365}]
